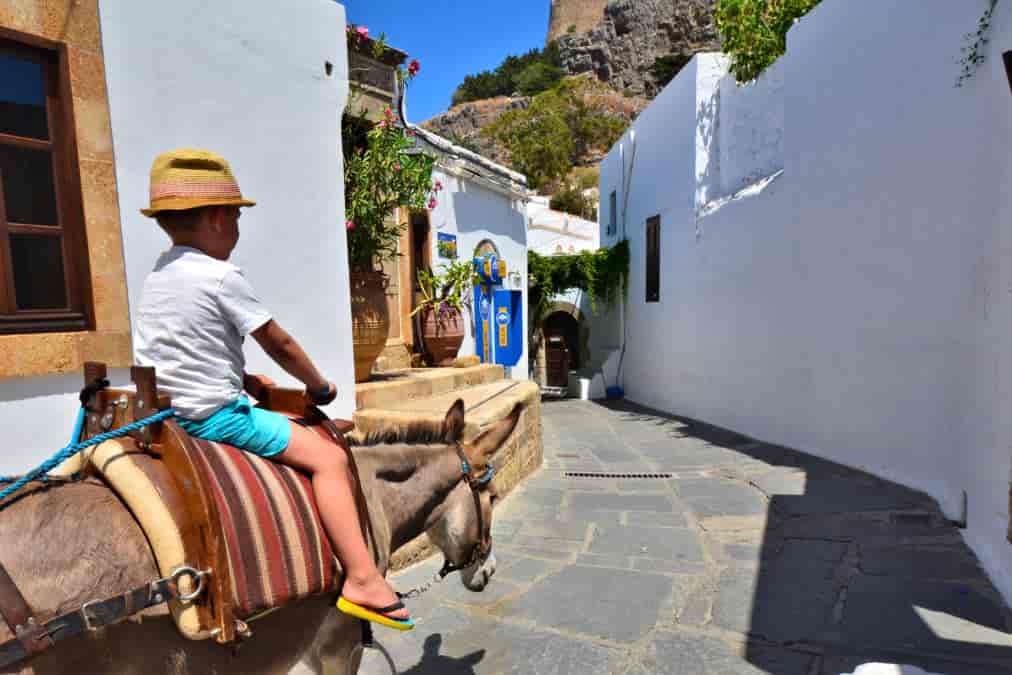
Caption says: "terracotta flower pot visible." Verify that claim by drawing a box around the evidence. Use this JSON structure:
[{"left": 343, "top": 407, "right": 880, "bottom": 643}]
[
  {"left": 349, "top": 270, "right": 390, "bottom": 382},
  {"left": 419, "top": 306, "right": 465, "bottom": 365}
]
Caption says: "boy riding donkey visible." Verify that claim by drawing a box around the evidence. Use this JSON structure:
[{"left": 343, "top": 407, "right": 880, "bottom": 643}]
[{"left": 134, "top": 148, "right": 412, "bottom": 630}]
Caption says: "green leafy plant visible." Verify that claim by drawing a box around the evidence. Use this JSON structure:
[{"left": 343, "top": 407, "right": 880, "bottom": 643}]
[
  {"left": 715, "top": 0, "right": 822, "bottom": 83},
  {"left": 550, "top": 184, "right": 597, "bottom": 220},
  {"left": 527, "top": 240, "right": 630, "bottom": 338},
  {"left": 485, "top": 76, "right": 628, "bottom": 190},
  {"left": 956, "top": 0, "right": 1000, "bottom": 87},
  {"left": 410, "top": 261, "right": 479, "bottom": 318},
  {"left": 344, "top": 109, "right": 439, "bottom": 271},
  {"left": 342, "top": 25, "right": 437, "bottom": 272}
]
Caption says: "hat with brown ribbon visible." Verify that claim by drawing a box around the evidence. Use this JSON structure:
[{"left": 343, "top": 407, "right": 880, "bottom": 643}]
[{"left": 140, "top": 148, "right": 256, "bottom": 217}]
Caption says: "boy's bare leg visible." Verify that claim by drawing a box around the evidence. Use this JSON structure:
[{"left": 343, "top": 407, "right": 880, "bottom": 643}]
[{"left": 274, "top": 421, "right": 409, "bottom": 620}]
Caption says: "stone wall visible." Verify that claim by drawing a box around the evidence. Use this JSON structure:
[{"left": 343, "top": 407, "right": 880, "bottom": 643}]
[
  {"left": 547, "top": 0, "right": 609, "bottom": 43},
  {"left": 0, "top": 0, "right": 133, "bottom": 379}
]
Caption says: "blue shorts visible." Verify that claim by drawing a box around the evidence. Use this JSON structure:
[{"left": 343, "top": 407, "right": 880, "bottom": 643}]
[{"left": 177, "top": 395, "right": 292, "bottom": 458}]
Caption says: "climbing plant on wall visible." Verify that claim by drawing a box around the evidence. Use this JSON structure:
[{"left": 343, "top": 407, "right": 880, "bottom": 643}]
[
  {"left": 527, "top": 240, "right": 630, "bottom": 338},
  {"left": 956, "top": 0, "right": 1000, "bottom": 87}
]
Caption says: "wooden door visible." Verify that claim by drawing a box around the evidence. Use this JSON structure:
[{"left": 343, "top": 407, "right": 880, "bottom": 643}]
[{"left": 545, "top": 335, "right": 570, "bottom": 387}]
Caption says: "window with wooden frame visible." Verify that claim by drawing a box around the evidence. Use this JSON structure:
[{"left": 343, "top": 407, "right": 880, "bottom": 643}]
[
  {"left": 0, "top": 34, "right": 91, "bottom": 334},
  {"left": 645, "top": 214, "right": 660, "bottom": 303}
]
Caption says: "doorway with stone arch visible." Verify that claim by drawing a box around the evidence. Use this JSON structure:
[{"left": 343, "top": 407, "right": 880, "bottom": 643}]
[{"left": 534, "top": 301, "right": 587, "bottom": 391}]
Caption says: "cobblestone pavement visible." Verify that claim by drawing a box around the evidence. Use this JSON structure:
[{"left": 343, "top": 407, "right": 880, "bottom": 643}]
[{"left": 360, "top": 399, "right": 1012, "bottom": 675}]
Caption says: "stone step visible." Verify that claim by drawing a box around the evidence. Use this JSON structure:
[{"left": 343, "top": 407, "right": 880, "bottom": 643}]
[
  {"left": 354, "top": 364, "right": 504, "bottom": 411},
  {"left": 354, "top": 379, "right": 537, "bottom": 439}
]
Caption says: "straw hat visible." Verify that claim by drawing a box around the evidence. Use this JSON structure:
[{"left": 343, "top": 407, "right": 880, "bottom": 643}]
[{"left": 140, "top": 148, "right": 256, "bottom": 217}]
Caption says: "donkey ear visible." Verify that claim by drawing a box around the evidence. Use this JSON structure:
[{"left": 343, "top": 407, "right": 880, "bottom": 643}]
[
  {"left": 471, "top": 403, "right": 523, "bottom": 457},
  {"left": 442, "top": 398, "right": 466, "bottom": 442}
]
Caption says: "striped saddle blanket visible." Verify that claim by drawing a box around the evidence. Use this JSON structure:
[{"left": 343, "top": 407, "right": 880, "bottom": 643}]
[
  {"left": 77, "top": 428, "right": 341, "bottom": 640},
  {"left": 185, "top": 437, "right": 341, "bottom": 619}
]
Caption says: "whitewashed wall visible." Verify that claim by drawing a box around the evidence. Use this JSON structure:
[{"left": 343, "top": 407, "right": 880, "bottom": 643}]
[
  {"left": 428, "top": 167, "right": 529, "bottom": 380},
  {"left": 0, "top": 0, "right": 351, "bottom": 475},
  {"left": 102, "top": 0, "right": 353, "bottom": 416},
  {"left": 600, "top": 0, "right": 1012, "bottom": 603}
]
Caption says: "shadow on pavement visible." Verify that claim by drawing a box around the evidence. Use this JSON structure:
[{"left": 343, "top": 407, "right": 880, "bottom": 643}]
[
  {"left": 399, "top": 634, "right": 485, "bottom": 675},
  {"left": 596, "top": 399, "right": 1012, "bottom": 674}
]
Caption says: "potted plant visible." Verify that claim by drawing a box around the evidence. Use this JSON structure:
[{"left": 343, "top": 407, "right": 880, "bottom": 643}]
[
  {"left": 410, "top": 261, "right": 477, "bottom": 365},
  {"left": 344, "top": 26, "right": 437, "bottom": 381}
]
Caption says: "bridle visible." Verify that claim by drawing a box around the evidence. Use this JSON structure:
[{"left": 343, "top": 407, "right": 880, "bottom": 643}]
[{"left": 437, "top": 444, "right": 496, "bottom": 578}]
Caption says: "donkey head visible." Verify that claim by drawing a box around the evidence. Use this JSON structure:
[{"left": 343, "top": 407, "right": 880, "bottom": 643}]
[{"left": 427, "top": 399, "right": 523, "bottom": 591}]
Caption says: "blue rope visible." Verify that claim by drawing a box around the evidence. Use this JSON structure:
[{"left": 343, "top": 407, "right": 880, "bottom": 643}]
[{"left": 0, "top": 408, "right": 175, "bottom": 502}]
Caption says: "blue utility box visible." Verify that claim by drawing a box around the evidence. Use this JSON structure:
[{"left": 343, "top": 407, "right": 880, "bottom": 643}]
[
  {"left": 473, "top": 254, "right": 522, "bottom": 367},
  {"left": 492, "top": 288, "right": 523, "bottom": 366}
]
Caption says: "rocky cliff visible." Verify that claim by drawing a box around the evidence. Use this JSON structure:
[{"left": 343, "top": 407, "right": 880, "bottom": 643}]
[
  {"left": 555, "top": 0, "right": 720, "bottom": 97},
  {"left": 421, "top": 96, "right": 529, "bottom": 166},
  {"left": 422, "top": 83, "right": 646, "bottom": 170},
  {"left": 423, "top": 0, "right": 718, "bottom": 183}
]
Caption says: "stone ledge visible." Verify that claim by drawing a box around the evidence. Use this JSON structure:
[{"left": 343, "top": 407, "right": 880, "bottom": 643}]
[
  {"left": 355, "top": 364, "right": 504, "bottom": 411},
  {"left": 388, "top": 382, "right": 543, "bottom": 572},
  {"left": 0, "top": 329, "right": 133, "bottom": 380}
]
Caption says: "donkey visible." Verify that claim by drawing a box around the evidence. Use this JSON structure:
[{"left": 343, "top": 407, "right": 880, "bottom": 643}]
[{"left": 0, "top": 398, "right": 519, "bottom": 675}]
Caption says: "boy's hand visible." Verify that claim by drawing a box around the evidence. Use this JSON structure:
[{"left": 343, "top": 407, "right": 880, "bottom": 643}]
[{"left": 308, "top": 381, "right": 338, "bottom": 406}]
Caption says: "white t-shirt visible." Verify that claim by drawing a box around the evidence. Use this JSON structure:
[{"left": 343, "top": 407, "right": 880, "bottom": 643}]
[{"left": 134, "top": 246, "right": 272, "bottom": 420}]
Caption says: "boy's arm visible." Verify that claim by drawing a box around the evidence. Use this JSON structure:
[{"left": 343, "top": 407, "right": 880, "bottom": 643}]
[{"left": 250, "top": 320, "right": 336, "bottom": 403}]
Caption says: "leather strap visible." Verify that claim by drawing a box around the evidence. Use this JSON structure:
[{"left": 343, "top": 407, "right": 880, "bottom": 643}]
[
  {"left": 0, "top": 575, "right": 180, "bottom": 669},
  {"left": 0, "top": 560, "right": 51, "bottom": 659}
]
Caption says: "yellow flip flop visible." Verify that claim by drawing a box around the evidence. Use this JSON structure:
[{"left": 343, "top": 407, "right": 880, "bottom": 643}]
[{"left": 336, "top": 596, "right": 415, "bottom": 631}]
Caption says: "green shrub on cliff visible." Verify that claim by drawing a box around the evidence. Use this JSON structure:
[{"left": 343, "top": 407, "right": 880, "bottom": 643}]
[
  {"left": 484, "top": 76, "right": 626, "bottom": 191},
  {"left": 451, "top": 42, "right": 564, "bottom": 104}
]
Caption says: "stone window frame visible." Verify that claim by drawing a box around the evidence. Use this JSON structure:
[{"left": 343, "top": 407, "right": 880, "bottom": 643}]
[
  {"left": 0, "top": 31, "right": 92, "bottom": 334},
  {"left": 0, "top": 9, "right": 132, "bottom": 380}
]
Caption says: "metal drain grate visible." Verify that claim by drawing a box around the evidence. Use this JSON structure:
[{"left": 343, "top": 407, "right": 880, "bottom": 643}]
[{"left": 565, "top": 471, "right": 673, "bottom": 479}]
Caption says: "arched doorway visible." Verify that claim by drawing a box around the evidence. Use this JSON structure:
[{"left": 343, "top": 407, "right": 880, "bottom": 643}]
[{"left": 542, "top": 311, "right": 580, "bottom": 387}]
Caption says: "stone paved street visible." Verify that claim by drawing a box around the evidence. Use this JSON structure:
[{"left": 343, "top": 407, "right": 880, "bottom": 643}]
[{"left": 361, "top": 399, "right": 1012, "bottom": 674}]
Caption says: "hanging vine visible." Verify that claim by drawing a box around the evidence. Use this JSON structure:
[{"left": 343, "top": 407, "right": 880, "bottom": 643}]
[
  {"left": 527, "top": 240, "right": 629, "bottom": 336},
  {"left": 956, "top": 0, "right": 999, "bottom": 87}
]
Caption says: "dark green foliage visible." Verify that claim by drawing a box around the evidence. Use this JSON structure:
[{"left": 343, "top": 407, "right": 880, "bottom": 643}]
[
  {"left": 528, "top": 240, "right": 630, "bottom": 336},
  {"left": 649, "top": 53, "right": 693, "bottom": 89},
  {"left": 550, "top": 185, "right": 597, "bottom": 220},
  {"left": 451, "top": 42, "right": 564, "bottom": 104},
  {"left": 715, "top": 0, "right": 822, "bottom": 83},
  {"left": 516, "top": 62, "right": 566, "bottom": 96}
]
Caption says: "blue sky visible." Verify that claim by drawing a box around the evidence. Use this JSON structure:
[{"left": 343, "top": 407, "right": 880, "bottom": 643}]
[{"left": 342, "top": 0, "right": 551, "bottom": 122}]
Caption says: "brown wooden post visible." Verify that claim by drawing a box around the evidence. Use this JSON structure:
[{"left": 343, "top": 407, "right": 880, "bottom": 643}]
[
  {"left": 82, "top": 361, "right": 106, "bottom": 385},
  {"left": 81, "top": 362, "right": 107, "bottom": 436},
  {"left": 130, "top": 366, "right": 158, "bottom": 446}
]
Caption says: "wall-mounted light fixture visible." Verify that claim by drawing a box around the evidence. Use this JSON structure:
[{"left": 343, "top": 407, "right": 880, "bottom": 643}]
[{"left": 1004, "top": 51, "right": 1012, "bottom": 95}]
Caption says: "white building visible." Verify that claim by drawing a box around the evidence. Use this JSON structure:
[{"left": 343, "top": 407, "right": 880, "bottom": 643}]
[
  {"left": 1, "top": 0, "right": 352, "bottom": 474},
  {"left": 526, "top": 195, "right": 620, "bottom": 398},
  {"left": 400, "top": 111, "right": 530, "bottom": 380},
  {"left": 599, "top": 0, "right": 1012, "bottom": 604}
]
